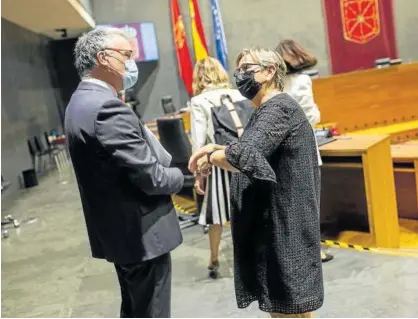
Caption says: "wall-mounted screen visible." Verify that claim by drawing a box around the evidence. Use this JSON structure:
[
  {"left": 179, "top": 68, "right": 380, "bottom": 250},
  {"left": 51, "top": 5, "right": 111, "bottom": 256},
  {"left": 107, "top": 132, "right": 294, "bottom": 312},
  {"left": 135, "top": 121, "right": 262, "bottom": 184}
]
[{"left": 99, "top": 22, "right": 159, "bottom": 62}]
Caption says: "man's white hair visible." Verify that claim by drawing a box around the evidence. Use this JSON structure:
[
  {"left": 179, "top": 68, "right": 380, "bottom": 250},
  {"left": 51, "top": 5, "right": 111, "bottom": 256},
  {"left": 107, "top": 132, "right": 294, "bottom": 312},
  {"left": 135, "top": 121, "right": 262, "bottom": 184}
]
[{"left": 74, "top": 27, "right": 130, "bottom": 77}]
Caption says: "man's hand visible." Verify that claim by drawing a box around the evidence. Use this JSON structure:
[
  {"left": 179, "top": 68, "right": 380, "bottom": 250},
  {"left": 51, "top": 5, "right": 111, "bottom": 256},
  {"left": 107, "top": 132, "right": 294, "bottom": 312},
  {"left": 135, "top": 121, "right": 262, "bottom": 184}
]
[
  {"left": 197, "top": 155, "right": 212, "bottom": 176},
  {"left": 194, "top": 175, "right": 205, "bottom": 195}
]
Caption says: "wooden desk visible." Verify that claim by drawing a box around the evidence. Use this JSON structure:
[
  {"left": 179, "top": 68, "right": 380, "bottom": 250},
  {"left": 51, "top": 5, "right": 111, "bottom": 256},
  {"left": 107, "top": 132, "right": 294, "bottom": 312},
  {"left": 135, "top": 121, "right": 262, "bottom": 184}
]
[
  {"left": 313, "top": 63, "right": 418, "bottom": 134},
  {"left": 392, "top": 144, "right": 418, "bottom": 162},
  {"left": 391, "top": 144, "right": 418, "bottom": 220},
  {"left": 404, "top": 140, "right": 418, "bottom": 145},
  {"left": 319, "top": 135, "right": 400, "bottom": 248},
  {"left": 347, "top": 120, "right": 418, "bottom": 144}
]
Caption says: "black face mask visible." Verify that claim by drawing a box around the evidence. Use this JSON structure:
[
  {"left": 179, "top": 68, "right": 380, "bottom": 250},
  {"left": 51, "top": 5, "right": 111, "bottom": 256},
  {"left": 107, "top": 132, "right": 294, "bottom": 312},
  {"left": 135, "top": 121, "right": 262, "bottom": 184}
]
[{"left": 234, "top": 70, "right": 262, "bottom": 101}]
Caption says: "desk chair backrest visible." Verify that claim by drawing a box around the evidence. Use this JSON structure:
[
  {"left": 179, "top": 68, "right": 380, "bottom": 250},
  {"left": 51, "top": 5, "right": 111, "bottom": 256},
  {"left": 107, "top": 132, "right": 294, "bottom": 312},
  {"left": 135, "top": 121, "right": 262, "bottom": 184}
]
[
  {"left": 33, "top": 136, "right": 45, "bottom": 153},
  {"left": 157, "top": 118, "right": 192, "bottom": 173},
  {"left": 44, "top": 132, "right": 52, "bottom": 148},
  {"left": 161, "top": 96, "right": 177, "bottom": 114},
  {"left": 27, "top": 138, "right": 37, "bottom": 157}
]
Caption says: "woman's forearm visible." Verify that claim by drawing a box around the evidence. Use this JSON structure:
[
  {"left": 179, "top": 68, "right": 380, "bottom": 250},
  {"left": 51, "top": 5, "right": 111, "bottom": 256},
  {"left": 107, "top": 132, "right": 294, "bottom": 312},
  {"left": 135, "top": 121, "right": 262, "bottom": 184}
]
[{"left": 210, "top": 149, "right": 240, "bottom": 172}]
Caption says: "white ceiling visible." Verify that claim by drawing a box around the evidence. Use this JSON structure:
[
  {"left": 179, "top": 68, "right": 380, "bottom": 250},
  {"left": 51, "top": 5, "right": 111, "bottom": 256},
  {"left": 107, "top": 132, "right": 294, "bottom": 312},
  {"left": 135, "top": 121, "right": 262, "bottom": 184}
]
[{"left": 1, "top": 0, "right": 96, "bottom": 39}]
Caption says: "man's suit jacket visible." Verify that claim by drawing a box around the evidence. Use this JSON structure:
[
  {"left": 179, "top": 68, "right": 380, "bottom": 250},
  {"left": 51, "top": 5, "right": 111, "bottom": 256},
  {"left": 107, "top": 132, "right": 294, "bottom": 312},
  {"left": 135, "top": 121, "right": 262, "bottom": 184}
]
[{"left": 65, "top": 81, "right": 184, "bottom": 264}]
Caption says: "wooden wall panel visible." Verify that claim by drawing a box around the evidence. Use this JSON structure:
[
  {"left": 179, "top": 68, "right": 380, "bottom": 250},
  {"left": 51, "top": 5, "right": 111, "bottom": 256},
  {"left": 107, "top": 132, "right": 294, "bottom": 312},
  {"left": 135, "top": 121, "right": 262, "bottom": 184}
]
[{"left": 313, "top": 63, "right": 418, "bottom": 133}]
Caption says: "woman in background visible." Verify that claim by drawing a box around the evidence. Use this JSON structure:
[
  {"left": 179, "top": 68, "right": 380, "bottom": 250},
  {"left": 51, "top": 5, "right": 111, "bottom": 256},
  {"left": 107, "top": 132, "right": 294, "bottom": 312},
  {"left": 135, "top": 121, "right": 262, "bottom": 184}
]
[
  {"left": 277, "top": 39, "right": 333, "bottom": 263},
  {"left": 190, "top": 56, "right": 248, "bottom": 278}
]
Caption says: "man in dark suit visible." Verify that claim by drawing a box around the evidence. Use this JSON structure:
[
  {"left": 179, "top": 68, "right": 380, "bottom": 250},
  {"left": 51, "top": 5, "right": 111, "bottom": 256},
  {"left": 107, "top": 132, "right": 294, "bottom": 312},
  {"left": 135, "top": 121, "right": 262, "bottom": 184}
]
[{"left": 65, "top": 27, "right": 184, "bottom": 318}]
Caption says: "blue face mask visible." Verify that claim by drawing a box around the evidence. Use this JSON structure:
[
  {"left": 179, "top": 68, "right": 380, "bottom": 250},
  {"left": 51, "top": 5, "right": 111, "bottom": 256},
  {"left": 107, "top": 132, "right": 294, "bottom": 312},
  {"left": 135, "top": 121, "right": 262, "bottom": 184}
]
[{"left": 123, "top": 59, "right": 138, "bottom": 90}]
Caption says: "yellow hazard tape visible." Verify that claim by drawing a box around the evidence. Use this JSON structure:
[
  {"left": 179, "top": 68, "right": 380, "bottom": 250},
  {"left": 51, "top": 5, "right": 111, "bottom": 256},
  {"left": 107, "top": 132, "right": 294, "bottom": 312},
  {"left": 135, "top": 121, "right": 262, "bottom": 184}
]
[
  {"left": 173, "top": 201, "right": 196, "bottom": 215},
  {"left": 173, "top": 200, "right": 417, "bottom": 258},
  {"left": 321, "top": 240, "right": 418, "bottom": 257},
  {"left": 321, "top": 239, "right": 377, "bottom": 252}
]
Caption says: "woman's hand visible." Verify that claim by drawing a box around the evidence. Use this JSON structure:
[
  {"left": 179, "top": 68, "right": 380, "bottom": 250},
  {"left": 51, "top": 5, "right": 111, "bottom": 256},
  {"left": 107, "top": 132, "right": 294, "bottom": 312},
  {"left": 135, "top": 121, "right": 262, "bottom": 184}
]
[
  {"left": 189, "top": 144, "right": 218, "bottom": 173},
  {"left": 194, "top": 175, "right": 205, "bottom": 195}
]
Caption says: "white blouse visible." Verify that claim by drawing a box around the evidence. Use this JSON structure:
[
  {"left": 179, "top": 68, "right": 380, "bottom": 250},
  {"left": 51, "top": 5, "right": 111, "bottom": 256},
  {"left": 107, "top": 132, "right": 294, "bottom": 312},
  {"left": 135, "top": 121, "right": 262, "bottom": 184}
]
[
  {"left": 284, "top": 73, "right": 322, "bottom": 165},
  {"left": 284, "top": 73, "right": 320, "bottom": 127},
  {"left": 190, "top": 88, "right": 247, "bottom": 152}
]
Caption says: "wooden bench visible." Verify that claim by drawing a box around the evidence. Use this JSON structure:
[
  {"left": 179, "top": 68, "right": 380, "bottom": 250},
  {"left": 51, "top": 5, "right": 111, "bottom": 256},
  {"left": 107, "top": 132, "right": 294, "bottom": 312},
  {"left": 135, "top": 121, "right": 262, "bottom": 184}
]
[{"left": 312, "top": 63, "right": 418, "bottom": 135}]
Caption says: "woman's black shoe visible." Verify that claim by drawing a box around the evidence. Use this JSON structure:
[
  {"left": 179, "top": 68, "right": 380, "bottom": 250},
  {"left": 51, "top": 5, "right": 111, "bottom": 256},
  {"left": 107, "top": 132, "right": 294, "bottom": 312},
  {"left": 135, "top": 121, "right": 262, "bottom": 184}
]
[
  {"left": 321, "top": 253, "right": 334, "bottom": 263},
  {"left": 208, "top": 260, "right": 220, "bottom": 279}
]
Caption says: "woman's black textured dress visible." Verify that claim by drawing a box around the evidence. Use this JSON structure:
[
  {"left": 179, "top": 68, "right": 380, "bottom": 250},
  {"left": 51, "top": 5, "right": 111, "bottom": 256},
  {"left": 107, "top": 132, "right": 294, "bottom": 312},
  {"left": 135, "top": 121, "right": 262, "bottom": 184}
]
[{"left": 225, "top": 93, "right": 324, "bottom": 314}]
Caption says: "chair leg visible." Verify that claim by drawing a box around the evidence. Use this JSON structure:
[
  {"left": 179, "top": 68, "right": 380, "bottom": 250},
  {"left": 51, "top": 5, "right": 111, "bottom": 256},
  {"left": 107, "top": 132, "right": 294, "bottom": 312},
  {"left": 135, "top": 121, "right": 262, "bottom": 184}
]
[
  {"left": 54, "top": 150, "right": 70, "bottom": 183},
  {"left": 34, "top": 156, "right": 40, "bottom": 174},
  {"left": 41, "top": 154, "right": 47, "bottom": 174},
  {"left": 48, "top": 151, "right": 54, "bottom": 166},
  {"left": 54, "top": 153, "right": 63, "bottom": 182}
]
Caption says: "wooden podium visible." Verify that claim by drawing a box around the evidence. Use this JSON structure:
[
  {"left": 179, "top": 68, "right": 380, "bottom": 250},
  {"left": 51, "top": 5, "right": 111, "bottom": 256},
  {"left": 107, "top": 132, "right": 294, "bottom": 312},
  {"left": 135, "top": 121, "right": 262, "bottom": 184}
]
[{"left": 319, "top": 135, "right": 400, "bottom": 248}]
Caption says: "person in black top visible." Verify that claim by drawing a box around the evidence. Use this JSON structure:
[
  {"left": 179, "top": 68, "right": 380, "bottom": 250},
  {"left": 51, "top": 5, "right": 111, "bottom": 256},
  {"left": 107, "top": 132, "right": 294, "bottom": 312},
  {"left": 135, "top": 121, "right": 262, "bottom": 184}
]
[{"left": 189, "top": 48, "right": 324, "bottom": 317}]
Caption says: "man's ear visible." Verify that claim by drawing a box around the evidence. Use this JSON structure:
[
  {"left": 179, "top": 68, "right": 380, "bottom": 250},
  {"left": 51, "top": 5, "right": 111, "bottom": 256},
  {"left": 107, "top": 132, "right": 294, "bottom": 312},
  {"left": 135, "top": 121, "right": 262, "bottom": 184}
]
[{"left": 96, "top": 51, "right": 108, "bottom": 66}]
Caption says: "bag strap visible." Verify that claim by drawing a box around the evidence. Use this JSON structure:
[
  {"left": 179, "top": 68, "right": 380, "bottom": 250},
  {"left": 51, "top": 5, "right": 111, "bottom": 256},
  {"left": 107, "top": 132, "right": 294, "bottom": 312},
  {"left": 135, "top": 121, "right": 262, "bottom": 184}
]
[{"left": 220, "top": 94, "right": 244, "bottom": 137}]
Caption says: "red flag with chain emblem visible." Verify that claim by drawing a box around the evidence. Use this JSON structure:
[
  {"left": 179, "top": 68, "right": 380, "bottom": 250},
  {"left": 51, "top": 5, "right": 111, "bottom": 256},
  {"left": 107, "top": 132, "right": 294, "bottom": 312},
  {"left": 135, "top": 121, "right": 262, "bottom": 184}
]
[
  {"left": 171, "top": 0, "right": 194, "bottom": 95},
  {"left": 322, "top": 0, "right": 397, "bottom": 74}
]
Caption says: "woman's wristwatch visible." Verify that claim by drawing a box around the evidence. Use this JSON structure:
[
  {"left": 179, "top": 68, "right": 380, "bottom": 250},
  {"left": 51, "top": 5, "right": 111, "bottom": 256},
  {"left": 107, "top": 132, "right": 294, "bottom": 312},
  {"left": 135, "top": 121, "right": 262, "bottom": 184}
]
[{"left": 207, "top": 150, "right": 217, "bottom": 165}]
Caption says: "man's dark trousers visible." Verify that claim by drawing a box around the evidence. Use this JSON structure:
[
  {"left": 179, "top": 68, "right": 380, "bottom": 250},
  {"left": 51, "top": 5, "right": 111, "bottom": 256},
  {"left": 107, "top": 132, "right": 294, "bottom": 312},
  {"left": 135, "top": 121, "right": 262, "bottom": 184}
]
[{"left": 115, "top": 253, "right": 171, "bottom": 318}]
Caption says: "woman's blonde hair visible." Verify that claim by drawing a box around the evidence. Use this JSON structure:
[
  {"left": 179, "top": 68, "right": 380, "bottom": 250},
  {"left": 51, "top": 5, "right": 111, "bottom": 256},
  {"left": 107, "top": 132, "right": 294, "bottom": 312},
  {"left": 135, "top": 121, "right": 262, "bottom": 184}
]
[
  {"left": 235, "top": 47, "right": 287, "bottom": 91},
  {"left": 192, "top": 56, "right": 231, "bottom": 96}
]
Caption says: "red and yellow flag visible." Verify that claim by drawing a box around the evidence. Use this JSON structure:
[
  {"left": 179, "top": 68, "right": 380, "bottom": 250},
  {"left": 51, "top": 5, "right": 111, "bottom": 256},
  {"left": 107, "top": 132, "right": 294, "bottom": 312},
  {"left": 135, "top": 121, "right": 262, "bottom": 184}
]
[
  {"left": 171, "top": 0, "right": 194, "bottom": 95},
  {"left": 189, "top": 0, "right": 208, "bottom": 61}
]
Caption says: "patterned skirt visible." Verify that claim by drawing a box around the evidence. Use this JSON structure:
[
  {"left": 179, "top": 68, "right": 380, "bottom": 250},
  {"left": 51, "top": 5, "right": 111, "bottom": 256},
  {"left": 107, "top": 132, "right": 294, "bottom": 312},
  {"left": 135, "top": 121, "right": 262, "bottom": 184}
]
[{"left": 198, "top": 166, "right": 231, "bottom": 225}]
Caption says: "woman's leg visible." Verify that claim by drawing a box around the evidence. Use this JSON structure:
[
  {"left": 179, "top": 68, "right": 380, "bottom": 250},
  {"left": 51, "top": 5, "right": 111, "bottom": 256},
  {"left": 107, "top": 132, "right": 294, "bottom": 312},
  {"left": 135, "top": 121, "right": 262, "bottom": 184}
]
[
  {"left": 208, "top": 224, "right": 222, "bottom": 263},
  {"left": 270, "top": 312, "right": 313, "bottom": 318}
]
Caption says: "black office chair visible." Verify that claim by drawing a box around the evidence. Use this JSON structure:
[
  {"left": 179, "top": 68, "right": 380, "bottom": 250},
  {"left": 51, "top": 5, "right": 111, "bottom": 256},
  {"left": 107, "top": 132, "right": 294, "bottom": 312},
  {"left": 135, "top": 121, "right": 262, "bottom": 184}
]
[
  {"left": 44, "top": 131, "right": 55, "bottom": 152},
  {"left": 157, "top": 117, "right": 198, "bottom": 229},
  {"left": 43, "top": 132, "right": 61, "bottom": 159},
  {"left": 157, "top": 118, "right": 194, "bottom": 187},
  {"left": 34, "top": 136, "right": 49, "bottom": 157},
  {"left": 34, "top": 136, "right": 53, "bottom": 173},
  {"left": 27, "top": 138, "right": 40, "bottom": 171},
  {"left": 161, "top": 96, "right": 177, "bottom": 115}
]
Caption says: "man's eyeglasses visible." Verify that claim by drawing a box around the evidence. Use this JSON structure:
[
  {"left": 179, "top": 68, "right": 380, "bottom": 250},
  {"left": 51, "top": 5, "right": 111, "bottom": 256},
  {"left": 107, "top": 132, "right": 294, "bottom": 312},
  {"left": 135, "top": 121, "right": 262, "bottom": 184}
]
[{"left": 103, "top": 48, "right": 134, "bottom": 60}]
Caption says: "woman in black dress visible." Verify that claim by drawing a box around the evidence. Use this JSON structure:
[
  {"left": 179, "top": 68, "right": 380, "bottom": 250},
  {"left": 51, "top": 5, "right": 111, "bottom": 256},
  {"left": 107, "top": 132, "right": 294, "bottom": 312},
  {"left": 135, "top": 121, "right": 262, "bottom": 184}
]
[{"left": 189, "top": 48, "right": 324, "bottom": 317}]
